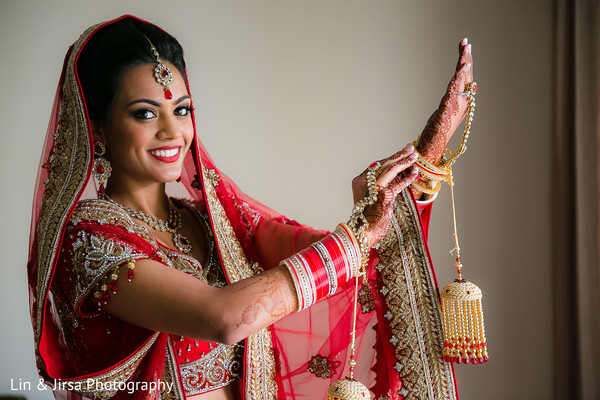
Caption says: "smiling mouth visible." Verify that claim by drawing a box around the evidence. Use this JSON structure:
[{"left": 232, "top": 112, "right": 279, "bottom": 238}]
[{"left": 149, "top": 147, "right": 181, "bottom": 162}]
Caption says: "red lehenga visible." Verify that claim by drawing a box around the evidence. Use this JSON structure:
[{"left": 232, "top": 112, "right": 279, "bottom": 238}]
[{"left": 27, "top": 15, "right": 458, "bottom": 400}]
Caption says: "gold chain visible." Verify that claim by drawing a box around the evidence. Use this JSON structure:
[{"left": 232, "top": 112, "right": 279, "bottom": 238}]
[
  {"left": 438, "top": 82, "right": 477, "bottom": 170},
  {"left": 103, "top": 195, "right": 193, "bottom": 255}
]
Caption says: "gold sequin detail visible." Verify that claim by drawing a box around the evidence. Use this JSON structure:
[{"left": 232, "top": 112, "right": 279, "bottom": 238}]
[{"left": 376, "top": 190, "right": 456, "bottom": 400}]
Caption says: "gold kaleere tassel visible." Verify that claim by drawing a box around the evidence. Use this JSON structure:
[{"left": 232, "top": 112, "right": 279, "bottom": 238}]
[
  {"left": 440, "top": 172, "right": 489, "bottom": 364},
  {"left": 327, "top": 274, "right": 371, "bottom": 399}
]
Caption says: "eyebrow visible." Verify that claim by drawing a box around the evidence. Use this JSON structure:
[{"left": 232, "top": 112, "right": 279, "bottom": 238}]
[{"left": 126, "top": 95, "right": 190, "bottom": 107}]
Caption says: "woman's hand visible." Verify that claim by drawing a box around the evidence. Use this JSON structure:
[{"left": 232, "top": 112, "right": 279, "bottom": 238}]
[
  {"left": 417, "top": 38, "right": 474, "bottom": 164},
  {"left": 352, "top": 145, "right": 418, "bottom": 247}
]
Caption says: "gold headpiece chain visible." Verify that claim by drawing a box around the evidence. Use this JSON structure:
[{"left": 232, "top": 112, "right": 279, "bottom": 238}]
[{"left": 144, "top": 35, "right": 174, "bottom": 100}]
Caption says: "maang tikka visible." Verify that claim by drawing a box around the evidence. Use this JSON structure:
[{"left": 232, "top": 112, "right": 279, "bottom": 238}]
[{"left": 144, "top": 36, "right": 174, "bottom": 100}]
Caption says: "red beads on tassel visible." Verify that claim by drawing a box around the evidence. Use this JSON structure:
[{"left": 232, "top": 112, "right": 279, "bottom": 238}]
[{"left": 127, "top": 259, "right": 135, "bottom": 281}]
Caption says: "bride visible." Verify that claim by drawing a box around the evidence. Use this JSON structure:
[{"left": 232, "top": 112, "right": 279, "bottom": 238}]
[{"left": 27, "top": 15, "right": 473, "bottom": 400}]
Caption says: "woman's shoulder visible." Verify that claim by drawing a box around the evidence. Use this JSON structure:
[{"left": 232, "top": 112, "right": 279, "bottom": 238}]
[
  {"left": 71, "top": 198, "right": 135, "bottom": 226},
  {"left": 69, "top": 199, "right": 152, "bottom": 242},
  {"left": 65, "top": 199, "right": 163, "bottom": 269}
]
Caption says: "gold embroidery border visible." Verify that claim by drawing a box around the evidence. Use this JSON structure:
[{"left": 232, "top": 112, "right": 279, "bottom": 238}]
[
  {"left": 180, "top": 343, "right": 242, "bottom": 395},
  {"left": 35, "top": 22, "right": 102, "bottom": 341},
  {"left": 376, "top": 190, "right": 456, "bottom": 400},
  {"left": 165, "top": 337, "right": 186, "bottom": 400},
  {"left": 60, "top": 332, "right": 160, "bottom": 400},
  {"left": 200, "top": 165, "right": 278, "bottom": 400}
]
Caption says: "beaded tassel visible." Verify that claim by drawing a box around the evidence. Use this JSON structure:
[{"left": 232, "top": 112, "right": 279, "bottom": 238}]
[
  {"left": 441, "top": 280, "right": 488, "bottom": 363},
  {"left": 93, "top": 260, "right": 136, "bottom": 309},
  {"left": 327, "top": 276, "right": 371, "bottom": 400},
  {"left": 440, "top": 173, "right": 488, "bottom": 364}
]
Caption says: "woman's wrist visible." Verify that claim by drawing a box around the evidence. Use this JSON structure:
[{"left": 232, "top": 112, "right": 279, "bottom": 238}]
[{"left": 281, "top": 224, "right": 362, "bottom": 311}]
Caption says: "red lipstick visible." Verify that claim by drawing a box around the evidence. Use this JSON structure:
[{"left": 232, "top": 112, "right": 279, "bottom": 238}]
[{"left": 148, "top": 146, "right": 181, "bottom": 163}]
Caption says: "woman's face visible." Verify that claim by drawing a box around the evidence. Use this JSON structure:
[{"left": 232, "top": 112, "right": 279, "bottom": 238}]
[{"left": 96, "top": 62, "right": 194, "bottom": 188}]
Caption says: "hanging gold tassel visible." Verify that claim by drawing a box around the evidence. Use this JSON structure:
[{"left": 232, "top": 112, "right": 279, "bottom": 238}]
[
  {"left": 327, "top": 274, "right": 371, "bottom": 399},
  {"left": 328, "top": 378, "right": 371, "bottom": 400},
  {"left": 440, "top": 275, "right": 489, "bottom": 363},
  {"left": 410, "top": 81, "right": 488, "bottom": 365},
  {"left": 440, "top": 172, "right": 488, "bottom": 364}
]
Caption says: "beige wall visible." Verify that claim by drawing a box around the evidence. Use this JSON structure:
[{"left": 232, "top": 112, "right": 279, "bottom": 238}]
[{"left": 0, "top": 1, "right": 552, "bottom": 399}]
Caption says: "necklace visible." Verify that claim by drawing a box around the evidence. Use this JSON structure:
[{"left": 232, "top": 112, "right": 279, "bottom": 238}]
[{"left": 103, "top": 195, "right": 193, "bottom": 256}]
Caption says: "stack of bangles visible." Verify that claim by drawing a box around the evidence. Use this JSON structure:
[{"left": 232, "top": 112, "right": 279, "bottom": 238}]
[
  {"left": 411, "top": 81, "right": 477, "bottom": 197},
  {"left": 410, "top": 145, "right": 451, "bottom": 198},
  {"left": 282, "top": 224, "right": 362, "bottom": 311},
  {"left": 282, "top": 162, "right": 381, "bottom": 311}
]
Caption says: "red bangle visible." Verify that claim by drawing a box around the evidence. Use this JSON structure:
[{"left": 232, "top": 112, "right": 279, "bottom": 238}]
[{"left": 282, "top": 224, "right": 361, "bottom": 311}]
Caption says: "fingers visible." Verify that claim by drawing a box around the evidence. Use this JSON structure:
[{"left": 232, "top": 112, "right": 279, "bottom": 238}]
[
  {"left": 387, "top": 169, "right": 418, "bottom": 197},
  {"left": 377, "top": 143, "right": 415, "bottom": 170},
  {"left": 353, "top": 144, "right": 416, "bottom": 203},
  {"left": 356, "top": 146, "right": 410, "bottom": 178},
  {"left": 376, "top": 153, "right": 418, "bottom": 188},
  {"left": 453, "top": 38, "right": 474, "bottom": 92},
  {"left": 452, "top": 63, "right": 472, "bottom": 94},
  {"left": 457, "top": 38, "right": 473, "bottom": 70},
  {"left": 456, "top": 38, "right": 468, "bottom": 70}
]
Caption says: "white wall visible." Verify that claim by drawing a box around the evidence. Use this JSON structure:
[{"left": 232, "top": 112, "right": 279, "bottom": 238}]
[{"left": 0, "top": 1, "right": 552, "bottom": 399}]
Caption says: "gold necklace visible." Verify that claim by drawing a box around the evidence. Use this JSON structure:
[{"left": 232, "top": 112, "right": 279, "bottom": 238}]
[{"left": 103, "top": 195, "right": 193, "bottom": 256}]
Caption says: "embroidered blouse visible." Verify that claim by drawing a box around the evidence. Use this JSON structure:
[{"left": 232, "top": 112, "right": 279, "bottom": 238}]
[{"left": 51, "top": 198, "right": 243, "bottom": 397}]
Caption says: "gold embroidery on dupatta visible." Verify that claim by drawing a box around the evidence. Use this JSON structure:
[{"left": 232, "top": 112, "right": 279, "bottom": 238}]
[
  {"left": 165, "top": 337, "right": 186, "bottom": 400},
  {"left": 201, "top": 166, "right": 253, "bottom": 282},
  {"left": 172, "top": 198, "right": 228, "bottom": 286},
  {"left": 376, "top": 190, "right": 456, "bottom": 400},
  {"left": 35, "top": 23, "right": 103, "bottom": 343},
  {"left": 160, "top": 358, "right": 178, "bottom": 400},
  {"left": 245, "top": 329, "right": 278, "bottom": 400},
  {"left": 62, "top": 332, "right": 160, "bottom": 400},
  {"left": 358, "top": 281, "right": 375, "bottom": 314},
  {"left": 200, "top": 165, "right": 278, "bottom": 400}
]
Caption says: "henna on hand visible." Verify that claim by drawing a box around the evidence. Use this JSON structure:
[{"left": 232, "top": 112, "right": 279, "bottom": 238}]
[
  {"left": 235, "top": 267, "right": 297, "bottom": 328},
  {"left": 363, "top": 187, "right": 395, "bottom": 247},
  {"left": 413, "top": 39, "right": 474, "bottom": 200},
  {"left": 352, "top": 146, "right": 415, "bottom": 204},
  {"left": 362, "top": 166, "right": 418, "bottom": 247},
  {"left": 417, "top": 39, "right": 473, "bottom": 165}
]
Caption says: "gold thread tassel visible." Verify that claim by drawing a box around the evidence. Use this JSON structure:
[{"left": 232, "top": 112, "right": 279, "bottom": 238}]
[
  {"left": 440, "top": 171, "right": 489, "bottom": 364},
  {"left": 327, "top": 275, "right": 371, "bottom": 399},
  {"left": 327, "top": 378, "right": 370, "bottom": 400},
  {"left": 440, "top": 273, "right": 489, "bottom": 364},
  {"left": 410, "top": 80, "right": 488, "bottom": 365}
]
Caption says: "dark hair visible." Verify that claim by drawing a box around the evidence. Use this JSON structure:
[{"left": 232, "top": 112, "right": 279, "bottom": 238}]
[{"left": 77, "top": 17, "right": 187, "bottom": 122}]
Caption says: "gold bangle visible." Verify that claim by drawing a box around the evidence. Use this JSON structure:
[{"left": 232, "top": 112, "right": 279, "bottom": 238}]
[{"left": 411, "top": 179, "right": 441, "bottom": 195}]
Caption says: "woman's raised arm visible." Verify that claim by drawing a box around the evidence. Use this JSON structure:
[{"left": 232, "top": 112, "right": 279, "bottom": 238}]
[{"left": 413, "top": 38, "right": 474, "bottom": 199}]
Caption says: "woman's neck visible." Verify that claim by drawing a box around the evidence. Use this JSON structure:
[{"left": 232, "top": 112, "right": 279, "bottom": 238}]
[{"left": 105, "top": 180, "right": 169, "bottom": 220}]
